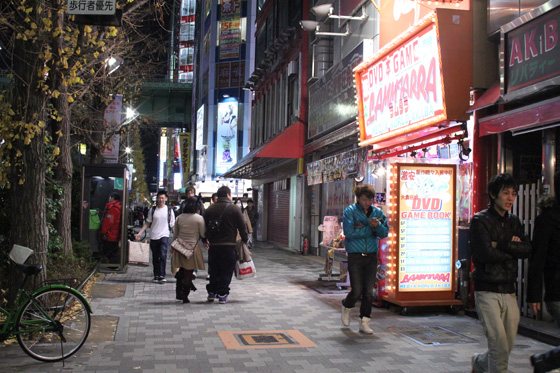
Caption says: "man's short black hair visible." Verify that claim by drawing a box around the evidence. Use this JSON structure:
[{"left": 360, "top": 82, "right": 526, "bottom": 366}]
[
  {"left": 217, "top": 186, "right": 231, "bottom": 198},
  {"left": 247, "top": 198, "right": 253, "bottom": 203},
  {"left": 211, "top": 193, "right": 218, "bottom": 199},
  {"left": 487, "top": 173, "right": 517, "bottom": 204},
  {"left": 110, "top": 192, "right": 121, "bottom": 201},
  {"left": 157, "top": 190, "right": 168, "bottom": 198}
]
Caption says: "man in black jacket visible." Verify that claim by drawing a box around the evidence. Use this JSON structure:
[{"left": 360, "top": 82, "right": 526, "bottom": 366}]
[
  {"left": 204, "top": 186, "right": 248, "bottom": 304},
  {"left": 527, "top": 171, "right": 560, "bottom": 373},
  {"left": 470, "top": 173, "right": 531, "bottom": 373}
]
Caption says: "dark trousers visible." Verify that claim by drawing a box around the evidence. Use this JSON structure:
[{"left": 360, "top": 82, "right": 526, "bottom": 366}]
[
  {"left": 206, "top": 245, "right": 237, "bottom": 296},
  {"left": 150, "top": 237, "right": 168, "bottom": 278},
  {"left": 342, "top": 253, "right": 378, "bottom": 318},
  {"left": 101, "top": 240, "right": 119, "bottom": 263}
]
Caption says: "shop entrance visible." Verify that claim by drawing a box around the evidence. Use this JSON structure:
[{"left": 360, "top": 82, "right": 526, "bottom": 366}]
[{"left": 267, "top": 181, "right": 290, "bottom": 247}]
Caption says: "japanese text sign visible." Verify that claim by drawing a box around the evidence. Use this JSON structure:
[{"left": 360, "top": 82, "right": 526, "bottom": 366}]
[
  {"left": 68, "top": 0, "right": 116, "bottom": 15},
  {"left": 355, "top": 21, "right": 446, "bottom": 147},
  {"left": 397, "top": 163, "right": 456, "bottom": 292},
  {"left": 503, "top": 5, "right": 560, "bottom": 95}
]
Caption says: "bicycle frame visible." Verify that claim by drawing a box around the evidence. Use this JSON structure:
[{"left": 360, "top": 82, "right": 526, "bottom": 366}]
[{"left": 0, "top": 284, "right": 92, "bottom": 341}]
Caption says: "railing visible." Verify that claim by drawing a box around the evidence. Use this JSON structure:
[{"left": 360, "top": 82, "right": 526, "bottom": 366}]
[{"left": 512, "top": 181, "right": 541, "bottom": 316}]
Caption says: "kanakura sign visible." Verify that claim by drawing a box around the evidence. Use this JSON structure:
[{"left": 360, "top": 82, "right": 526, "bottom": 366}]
[
  {"left": 355, "top": 20, "right": 444, "bottom": 146},
  {"left": 354, "top": 9, "right": 473, "bottom": 148}
]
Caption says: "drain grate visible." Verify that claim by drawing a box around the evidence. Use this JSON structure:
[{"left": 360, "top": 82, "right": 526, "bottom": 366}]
[
  {"left": 389, "top": 325, "right": 477, "bottom": 346},
  {"left": 238, "top": 333, "right": 296, "bottom": 346}
]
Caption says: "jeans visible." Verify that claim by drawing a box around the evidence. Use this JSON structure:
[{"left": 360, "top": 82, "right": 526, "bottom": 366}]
[
  {"left": 342, "top": 253, "right": 378, "bottom": 319},
  {"left": 472, "top": 291, "right": 519, "bottom": 373},
  {"left": 545, "top": 301, "right": 560, "bottom": 328},
  {"left": 206, "top": 245, "right": 237, "bottom": 296},
  {"left": 150, "top": 237, "right": 168, "bottom": 278}
]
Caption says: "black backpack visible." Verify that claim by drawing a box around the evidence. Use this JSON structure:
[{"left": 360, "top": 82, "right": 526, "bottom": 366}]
[{"left": 206, "top": 204, "right": 230, "bottom": 240}]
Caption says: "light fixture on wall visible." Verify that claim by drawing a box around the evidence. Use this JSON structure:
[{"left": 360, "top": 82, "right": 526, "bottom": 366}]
[
  {"left": 311, "top": 4, "right": 368, "bottom": 22},
  {"left": 300, "top": 4, "right": 368, "bottom": 38},
  {"left": 299, "top": 20, "right": 350, "bottom": 37}
]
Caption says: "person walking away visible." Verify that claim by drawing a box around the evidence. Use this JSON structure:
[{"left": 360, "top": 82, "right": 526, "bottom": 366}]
[
  {"left": 527, "top": 171, "right": 560, "bottom": 373},
  {"left": 204, "top": 186, "right": 248, "bottom": 304},
  {"left": 172, "top": 197, "right": 207, "bottom": 303},
  {"left": 180, "top": 186, "right": 205, "bottom": 217},
  {"left": 470, "top": 173, "right": 532, "bottom": 373},
  {"left": 136, "top": 190, "right": 175, "bottom": 284},
  {"left": 100, "top": 192, "right": 123, "bottom": 263},
  {"left": 245, "top": 198, "right": 259, "bottom": 240},
  {"left": 341, "top": 184, "right": 389, "bottom": 334}
]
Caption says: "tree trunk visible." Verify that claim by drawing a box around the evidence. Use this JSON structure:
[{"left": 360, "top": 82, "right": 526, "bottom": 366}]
[
  {"left": 8, "top": 3, "right": 49, "bottom": 289},
  {"left": 54, "top": 94, "right": 73, "bottom": 256}
]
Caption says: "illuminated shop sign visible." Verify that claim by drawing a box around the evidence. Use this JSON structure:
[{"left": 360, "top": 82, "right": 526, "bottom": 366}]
[
  {"left": 355, "top": 21, "right": 446, "bottom": 147},
  {"left": 397, "top": 164, "right": 456, "bottom": 292},
  {"left": 503, "top": 4, "right": 560, "bottom": 97}
]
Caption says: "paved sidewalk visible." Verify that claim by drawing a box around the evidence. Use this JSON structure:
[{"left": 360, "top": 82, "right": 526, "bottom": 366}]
[{"left": 1, "top": 243, "right": 556, "bottom": 372}]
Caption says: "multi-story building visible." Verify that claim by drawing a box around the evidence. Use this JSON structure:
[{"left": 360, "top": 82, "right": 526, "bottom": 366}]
[{"left": 190, "top": 0, "right": 256, "bottom": 200}]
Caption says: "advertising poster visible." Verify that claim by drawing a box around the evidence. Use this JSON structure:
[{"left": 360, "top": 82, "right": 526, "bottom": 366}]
[
  {"left": 196, "top": 105, "right": 205, "bottom": 150},
  {"left": 355, "top": 22, "right": 445, "bottom": 146},
  {"left": 397, "top": 164, "right": 455, "bottom": 292},
  {"left": 219, "top": 0, "right": 241, "bottom": 60},
  {"left": 215, "top": 98, "right": 238, "bottom": 175},
  {"left": 101, "top": 94, "right": 123, "bottom": 163}
]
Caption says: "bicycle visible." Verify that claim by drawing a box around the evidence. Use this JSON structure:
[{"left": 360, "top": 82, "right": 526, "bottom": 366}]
[{"left": 0, "top": 245, "right": 92, "bottom": 362}]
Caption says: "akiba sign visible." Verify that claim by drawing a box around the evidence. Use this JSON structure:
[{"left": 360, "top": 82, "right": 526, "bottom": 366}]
[
  {"left": 355, "top": 22, "right": 444, "bottom": 146},
  {"left": 504, "top": 4, "right": 560, "bottom": 95}
]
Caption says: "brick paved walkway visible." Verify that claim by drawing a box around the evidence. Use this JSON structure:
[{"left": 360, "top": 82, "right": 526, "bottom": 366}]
[{"left": 0, "top": 243, "right": 556, "bottom": 372}]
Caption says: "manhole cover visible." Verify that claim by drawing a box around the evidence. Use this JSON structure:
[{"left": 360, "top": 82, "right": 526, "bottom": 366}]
[
  {"left": 217, "top": 330, "right": 317, "bottom": 350},
  {"left": 389, "top": 325, "right": 477, "bottom": 346}
]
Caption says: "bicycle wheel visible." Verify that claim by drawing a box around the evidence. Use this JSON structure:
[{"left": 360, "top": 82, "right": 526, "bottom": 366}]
[{"left": 16, "top": 288, "right": 91, "bottom": 362}]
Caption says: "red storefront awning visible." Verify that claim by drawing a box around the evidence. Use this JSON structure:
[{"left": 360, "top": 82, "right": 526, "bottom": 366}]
[
  {"left": 256, "top": 120, "right": 305, "bottom": 158},
  {"left": 479, "top": 96, "right": 560, "bottom": 136},
  {"left": 221, "top": 121, "right": 305, "bottom": 179},
  {"left": 467, "top": 82, "right": 501, "bottom": 113}
]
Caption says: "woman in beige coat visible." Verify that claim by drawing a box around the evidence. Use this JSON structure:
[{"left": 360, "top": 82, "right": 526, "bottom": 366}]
[{"left": 172, "top": 197, "right": 206, "bottom": 303}]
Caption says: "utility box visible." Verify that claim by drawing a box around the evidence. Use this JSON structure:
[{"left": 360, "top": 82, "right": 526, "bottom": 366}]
[{"left": 80, "top": 164, "right": 129, "bottom": 273}]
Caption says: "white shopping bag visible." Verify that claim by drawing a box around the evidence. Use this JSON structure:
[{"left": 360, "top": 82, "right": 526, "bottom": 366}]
[
  {"left": 235, "top": 260, "right": 257, "bottom": 280},
  {"left": 128, "top": 241, "right": 150, "bottom": 266}
]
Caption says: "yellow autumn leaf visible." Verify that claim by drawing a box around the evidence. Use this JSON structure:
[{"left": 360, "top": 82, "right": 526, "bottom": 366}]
[
  {"left": 24, "top": 137, "right": 31, "bottom": 145},
  {"left": 52, "top": 90, "right": 60, "bottom": 98},
  {"left": 68, "top": 95, "right": 74, "bottom": 103},
  {"left": 93, "top": 51, "right": 99, "bottom": 58},
  {"left": 53, "top": 147, "right": 60, "bottom": 156}
]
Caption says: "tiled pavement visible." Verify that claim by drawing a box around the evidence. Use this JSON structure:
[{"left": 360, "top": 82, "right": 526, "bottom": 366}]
[{"left": 1, "top": 242, "right": 557, "bottom": 372}]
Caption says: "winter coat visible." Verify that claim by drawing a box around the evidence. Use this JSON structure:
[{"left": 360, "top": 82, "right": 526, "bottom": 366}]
[
  {"left": 204, "top": 197, "right": 248, "bottom": 246},
  {"left": 470, "top": 207, "right": 531, "bottom": 293},
  {"left": 101, "top": 200, "right": 122, "bottom": 242},
  {"left": 527, "top": 196, "right": 560, "bottom": 303},
  {"left": 342, "top": 202, "right": 388, "bottom": 254}
]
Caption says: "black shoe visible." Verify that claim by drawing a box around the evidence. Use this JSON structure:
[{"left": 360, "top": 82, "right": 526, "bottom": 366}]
[
  {"left": 530, "top": 353, "right": 547, "bottom": 373},
  {"left": 190, "top": 283, "right": 197, "bottom": 292}
]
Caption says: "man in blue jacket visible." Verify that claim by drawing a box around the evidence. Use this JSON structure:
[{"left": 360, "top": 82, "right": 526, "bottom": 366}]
[{"left": 341, "top": 184, "right": 389, "bottom": 334}]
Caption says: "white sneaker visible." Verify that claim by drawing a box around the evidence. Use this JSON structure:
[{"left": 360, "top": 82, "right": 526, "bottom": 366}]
[
  {"left": 341, "top": 305, "right": 351, "bottom": 327},
  {"left": 359, "top": 317, "right": 373, "bottom": 334}
]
